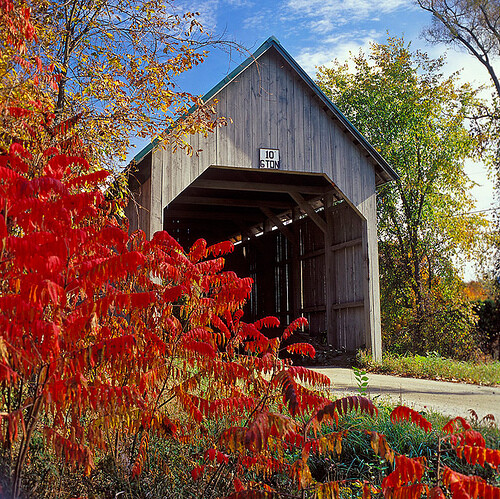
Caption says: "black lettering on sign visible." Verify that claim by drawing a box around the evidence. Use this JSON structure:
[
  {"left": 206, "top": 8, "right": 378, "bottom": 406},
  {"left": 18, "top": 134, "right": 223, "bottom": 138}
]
[{"left": 259, "top": 148, "right": 280, "bottom": 169}]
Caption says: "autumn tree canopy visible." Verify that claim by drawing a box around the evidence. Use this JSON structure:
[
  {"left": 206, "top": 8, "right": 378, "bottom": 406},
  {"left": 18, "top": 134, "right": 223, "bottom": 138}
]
[
  {"left": 316, "top": 37, "right": 487, "bottom": 356},
  {"left": 3, "top": 0, "right": 235, "bottom": 165}
]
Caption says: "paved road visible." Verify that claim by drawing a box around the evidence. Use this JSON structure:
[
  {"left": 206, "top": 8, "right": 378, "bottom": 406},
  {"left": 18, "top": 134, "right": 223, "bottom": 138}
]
[{"left": 312, "top": 367, "right": 500, "bottom": 425}]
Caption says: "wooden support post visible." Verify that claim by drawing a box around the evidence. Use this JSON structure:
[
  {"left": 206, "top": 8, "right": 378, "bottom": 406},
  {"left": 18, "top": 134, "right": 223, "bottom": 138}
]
[
  {"left": 289, "top": 192, "right": 327, "bottom": 234},
  {"left": 149, "top": 159, "right": 163, "bottom": 239},
  {"left": 324, "top": 192, "right": 336, "bottom": 347},
  {"left": 290, "top": 206, "right": 302, "bottom": 321}
]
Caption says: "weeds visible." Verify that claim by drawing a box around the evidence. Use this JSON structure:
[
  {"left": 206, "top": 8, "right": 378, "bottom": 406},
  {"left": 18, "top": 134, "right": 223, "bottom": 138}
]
[{"left": 353, "top": 367, "right": 369, "bottom": 395}]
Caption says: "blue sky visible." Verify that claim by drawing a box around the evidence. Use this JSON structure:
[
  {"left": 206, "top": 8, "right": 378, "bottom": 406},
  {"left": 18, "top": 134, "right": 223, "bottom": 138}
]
[{"left": 136, "top": 0, "right": 498, "bottom": 277}]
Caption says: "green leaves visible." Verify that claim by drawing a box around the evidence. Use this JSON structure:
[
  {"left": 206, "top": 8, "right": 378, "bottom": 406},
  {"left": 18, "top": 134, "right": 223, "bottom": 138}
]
[{"left": 317, "top": 36, "right": 487, "bottom": 357}]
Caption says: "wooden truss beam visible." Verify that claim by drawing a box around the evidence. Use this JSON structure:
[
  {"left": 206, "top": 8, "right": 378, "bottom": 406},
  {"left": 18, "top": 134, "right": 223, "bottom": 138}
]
[
  {"left": 175, "top": 195, "right": 293, "bottom": 210},
  {"left": 164, "top": 209, "right": 259, "bottom": 221},
  {"left": 194, "top": 179, "right": 330, "bottom": 195},
  {"left": 260, "top": 207, "right": 298, "bottom": 249},
  {"left": 289, "top": 192, "right": 327, "bottom": 234}
]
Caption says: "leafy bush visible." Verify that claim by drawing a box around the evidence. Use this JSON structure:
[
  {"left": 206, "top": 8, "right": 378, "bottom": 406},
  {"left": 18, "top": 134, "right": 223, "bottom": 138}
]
[{"left": 474, "top": 299, "right": 500, "bottom": 360}]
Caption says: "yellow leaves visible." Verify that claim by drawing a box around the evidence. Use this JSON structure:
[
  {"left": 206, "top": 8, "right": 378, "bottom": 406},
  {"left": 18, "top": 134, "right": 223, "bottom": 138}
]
[
  {"left": 0, "top": 337, "right": 8, "bottom": 362},
  {"left": 317, "top": 431, "right": 343, "bottom": 456},
  {"left": 368, "top": 431, "right": 395, "bottom": 464},
  {"left": 219, "top": 427, "right": 247, "bottom": 454},
  {"left": 316, "top": 481, "right": 341, "bottom": 499},
  {"left": 290, "top": 458, "right": 313, "bottom": 490}
]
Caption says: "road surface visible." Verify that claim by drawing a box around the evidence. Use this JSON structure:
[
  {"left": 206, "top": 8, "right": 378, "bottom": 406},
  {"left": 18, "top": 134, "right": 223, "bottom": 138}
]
[{"left": 312, "top": 367, "right": 500, "bottom": 425}]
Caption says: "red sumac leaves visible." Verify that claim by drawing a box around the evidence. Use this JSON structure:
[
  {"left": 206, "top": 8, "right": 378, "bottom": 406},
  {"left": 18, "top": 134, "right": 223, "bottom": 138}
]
[{"left": 390, "top": 406, "right": 432, "bottom": 432}]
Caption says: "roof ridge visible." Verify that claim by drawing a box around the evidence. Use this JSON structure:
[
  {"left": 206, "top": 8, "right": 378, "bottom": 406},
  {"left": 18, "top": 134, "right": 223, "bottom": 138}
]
[{"left": 130, "top": 37, "right": 398, "bottom": 182}]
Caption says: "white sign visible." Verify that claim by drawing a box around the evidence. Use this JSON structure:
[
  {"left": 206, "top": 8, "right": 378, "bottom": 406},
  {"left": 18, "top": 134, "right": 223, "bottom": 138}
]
[{"left": 259, "top": 148, "right": 280, "bottom": 169}]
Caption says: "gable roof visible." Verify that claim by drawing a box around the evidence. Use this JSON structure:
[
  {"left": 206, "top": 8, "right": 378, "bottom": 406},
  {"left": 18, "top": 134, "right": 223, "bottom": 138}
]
[{"left": 132, "top": 36, "right": 398, "bottom": 183}]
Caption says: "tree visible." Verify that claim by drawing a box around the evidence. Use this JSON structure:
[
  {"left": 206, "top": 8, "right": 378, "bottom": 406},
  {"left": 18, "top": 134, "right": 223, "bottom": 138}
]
[
  {"left": 417, "top": 0, "right": 500, "bottom": 99},
  {"left": 316, "top": 38, "right": 487, "bottom": 357},
  {"left": 12, "top": 0, "right": 233, "bottom": 164},
  {"left": 416, "top": 0, "right": 500, "bottom": 313}
]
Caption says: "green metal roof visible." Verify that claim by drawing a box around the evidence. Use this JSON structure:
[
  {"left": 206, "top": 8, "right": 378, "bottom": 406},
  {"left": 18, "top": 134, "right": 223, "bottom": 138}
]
[{"left": 131, "top": 36, "right": 398, "bottom": 181}]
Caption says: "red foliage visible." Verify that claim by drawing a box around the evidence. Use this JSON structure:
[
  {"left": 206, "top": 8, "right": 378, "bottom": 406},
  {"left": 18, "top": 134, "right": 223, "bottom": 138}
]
[
  {"left": 443, "top": 417, "right": 472, "bottom": 434},
  {"left": 390, "top": 405, "right": 432, "bottom": 432},
  {"left": 442, "top": 467, "right": 500, "bottom": 499}
]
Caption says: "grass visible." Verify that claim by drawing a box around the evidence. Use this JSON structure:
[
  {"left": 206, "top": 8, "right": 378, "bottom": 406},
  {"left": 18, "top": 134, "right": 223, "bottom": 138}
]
[
  {"left": 325, "top": 405, "right": 500, "bottom": 485},
  {"left": 9, "top": 401, "right": 500, "bottom": 498},
  {"left": 358, "top": 350, "right": 500, "bottom": 386}
]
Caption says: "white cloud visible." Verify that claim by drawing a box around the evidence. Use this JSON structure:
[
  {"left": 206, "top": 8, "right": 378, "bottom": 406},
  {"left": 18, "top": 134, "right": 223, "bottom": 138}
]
[
  {"left": 187, "top": 0, "right": 220, "bottom": 31},
  {"left": 176, "top": 0, "right": 256, "bottom": 32},
  {"left": 284, "top": 0, "right": 415, "bottom": 26},
  {"left": 243, "top": 9, "right": 275, "bottom": 30},
  {"left": 225, "top": 0, "right": 254, "bottom": 5},
  {"left": 309, "top": 19, "right": 334, "bottom": 35},
  {"left": 295, "top": 30, "right": 381, "bottom": 75}
]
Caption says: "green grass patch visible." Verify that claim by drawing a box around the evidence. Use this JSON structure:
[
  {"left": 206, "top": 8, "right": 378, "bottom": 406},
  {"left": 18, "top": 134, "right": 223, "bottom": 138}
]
[
  {"left": 358, "top": 351, "right": 500, "bottom": 386},
  {"left": 10, "top": 402, "right": 500, "bottom": 497}
]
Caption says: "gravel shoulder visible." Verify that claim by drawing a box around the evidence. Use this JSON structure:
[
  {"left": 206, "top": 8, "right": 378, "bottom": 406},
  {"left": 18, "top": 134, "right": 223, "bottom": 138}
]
[{"left": 313, "top": 366, "right": 500, "bottom": 424}]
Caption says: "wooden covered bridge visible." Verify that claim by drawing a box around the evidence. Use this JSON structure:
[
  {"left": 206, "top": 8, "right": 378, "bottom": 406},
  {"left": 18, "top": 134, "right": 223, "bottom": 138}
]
[{"left": 126, "top": 37, "right": 398, "bottom": 360}]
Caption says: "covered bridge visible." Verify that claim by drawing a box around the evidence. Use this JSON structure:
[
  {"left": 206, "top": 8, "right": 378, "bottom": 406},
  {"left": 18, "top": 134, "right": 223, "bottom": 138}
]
[{"left": 126, "top": 37, "right": 398, "bottom": 360}]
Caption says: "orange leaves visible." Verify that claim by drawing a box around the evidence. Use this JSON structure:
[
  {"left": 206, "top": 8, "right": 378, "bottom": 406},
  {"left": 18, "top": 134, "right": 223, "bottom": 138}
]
[
  {"left": 27, "top": 279, "right": 66, "bottom": 307},
  {"left": 442, "top": 467, "right": 500, "bottom": 499},
  {"left": 390, "top": 406, "right": 432, "bottom": 433},
  {"left": 382, "top": 455, "right": 426, "bottom": 497},
  {"left": 3, "top": 103, "right": 500, "bottom": 499},
  {"left": 367, "top": 431, "right": 394, "bottom": 464},
  {"left": 188, "top": 238, "right": 207, "bottom": 262},
  {"left": 282, "top": 316, "right": 308, "bottom": 341},
  {"left": 225, "top": 491, "right": 275, "bottom": 499},
  {"left": 0, "top": 409, "right": 24, "bottom": 446},
  {"left": 86, "top": 251, "right": 145, "bottom": 287},
  {"left": 290, "top": 458, "right": 313, "bottom": 490},
  {"left": 151, "top": 230, "right": 183, "bottom": 252},
  {"left": 176, "top": 390, "right": 204, "bottom": 423},
  {"left": 181, "top": 339, "right": 217, "bottom": 359},
  {"left": 276, "top": 370, "right": 299, "bottom": 416},
  {"left": 244, "top": 412, "right": 298, "bottom": 453},
  {"left": 306, "top": 430, "right": 345, "bottom": 457},
  {"left": 253, "top": 316, "right": 280, "bottom": 330},
  {"left": 44, "top": 428, "right": 95, "bottom": 477},
  {"left": 316, "top": 396, "right": 378, "bottom": 423},
  {"left": 429, "top": 486, "right": 446, "bottom": 499},
  {"left": 207, "top": 240, "right": 234, "bottom": 257},
  {"left": 44, "top": 155, "right": 88, "bottom": 179},
  {"left": 443, "top": 417, "right": 500, "bottom": 471},
  {"left": 315, "top": 480, "right": 341, "bottom": 498},
  {"left": 286, "top": 366, "right": 331, "bottom": 388},
  {"left": 131, "top": 431, "right": 149, "bottom": 478},
  {"left": 450, "top": 429, "right": 486, "bottom": 448},
  {"left": 455, "top": 446, "right": 500, "bottom": 469},
  {"left": 219, "top": 427, "right": 247, "bottom": 454},
  {"left": 66, "top": 170, "right": 108, "bottom": 189},
  {"left": 286, "top": 342, "right": 316, "bottom": 358},
  {"left": 443, "top": 417, "right": 471, "bottom": 434}
]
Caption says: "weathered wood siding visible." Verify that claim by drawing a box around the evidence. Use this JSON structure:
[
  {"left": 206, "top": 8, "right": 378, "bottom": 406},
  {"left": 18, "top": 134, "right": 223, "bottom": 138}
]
[{"left": 145, "top": 46, "right": 382, "bottom": 358}]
